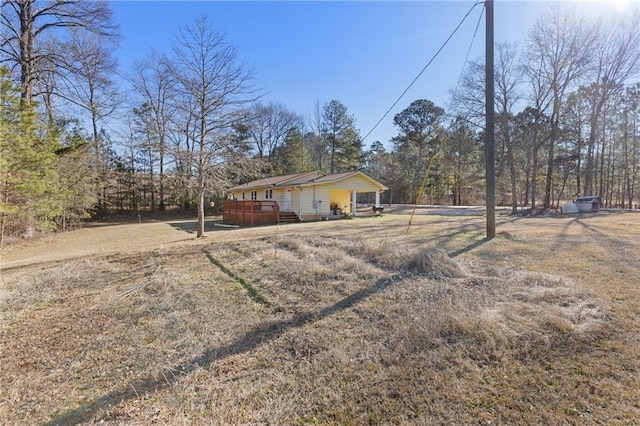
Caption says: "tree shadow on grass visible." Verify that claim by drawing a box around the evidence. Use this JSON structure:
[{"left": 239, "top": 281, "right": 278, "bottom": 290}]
[
  {"left": 204, "top": 251, "right": 273, "bottom": 307},
  {"left": 167, "top": 219, "right": 231, "bottom": 234},
  {"left": 43, "top": 272, "right": 403, "bottom": 425},
  {"left": 448, "top": 237, "right": 492, "bottom": 258},
  {"left": 547, "top": 212, "right": 637, "bottom": 255},
  {"left": 573, "top": 215, "right": 637, "bottom": 252}
]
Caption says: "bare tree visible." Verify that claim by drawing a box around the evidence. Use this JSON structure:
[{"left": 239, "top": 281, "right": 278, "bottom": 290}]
[
  {"left": 129, "top": 53, "right": 177, "bottom": 211},
  {"left": 524, "top": 4, "right": 594, "bottom": 209},
  {"left": 57, "top": 30, "right": 119, "bottom": 210},
  {"left": 521, "top": 32, "right": 555, "bottom": 212},
  {"left": 245, "top": 101, "right": 301, "bottom": 160},
  {"left": 450, "top": 42, "right": 523, "bottom": 212},
  {"left": 582, "top": 12, "right": 640, "bottom": 196},
  {"left": 167, "top": 16, "right": 257, "bottom": 238},
  {"left": 494, "top": 42, "right": 522, "bottom": 214},
  {"left": 621, "top": 84, "right": 640, "bottom": 208},
  {"left": 0, "top": 0, "right": 117, "bottom": 103},
  {"left": 115, "top": 115, "right": 141, "bottom": 213},
  {"left": 449, "top": 60, "right": 484, "bottom": 128},
  {"left": 513, "top": 107, "right": 550, "bottom": 210},
  {"left": 562, "top": 88, "right": 591, "bottom": 198},
  {"left": 305, "top": 98, "right": 327, "bottom": 171}
]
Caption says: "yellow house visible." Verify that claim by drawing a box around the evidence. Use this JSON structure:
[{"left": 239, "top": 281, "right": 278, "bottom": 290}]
[{"left": 226, "top": 170, "right": 388, "bottom": 224}]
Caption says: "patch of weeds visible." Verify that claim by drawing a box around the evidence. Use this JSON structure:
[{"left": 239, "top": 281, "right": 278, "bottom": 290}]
[{"left": 275, "top": 239, "right": 301, "bottom": 252}]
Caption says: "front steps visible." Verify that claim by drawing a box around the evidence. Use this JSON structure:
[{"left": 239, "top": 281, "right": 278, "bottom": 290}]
[{"left": 278, "top": 211, "right": 300, "bottom": 224}]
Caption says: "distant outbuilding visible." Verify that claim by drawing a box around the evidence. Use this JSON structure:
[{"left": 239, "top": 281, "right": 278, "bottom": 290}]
[
  {"left": 561, "top": 202, "right": 579, "bottom": 214},
  {"left": 575, "top": 196, "right": 601, "bottom": 212},
  {"left": 562, "top": 196, "right": 601, "bottom": 214}
]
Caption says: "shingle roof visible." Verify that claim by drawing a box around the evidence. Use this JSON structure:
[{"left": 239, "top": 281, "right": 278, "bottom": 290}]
[
  {"left": 230, "top": 170, "right": 388, "bottom": 191},
  {"left": 230, "top": 171, "right": 323, "bottom": 191},
  {"left": 310, "top": 171, "right": 358, "bottom": 184}
]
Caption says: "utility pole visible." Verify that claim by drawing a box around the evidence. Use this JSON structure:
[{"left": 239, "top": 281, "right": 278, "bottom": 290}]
[{"left": 485, "top": 0, "right": 496, "bottom": 238}]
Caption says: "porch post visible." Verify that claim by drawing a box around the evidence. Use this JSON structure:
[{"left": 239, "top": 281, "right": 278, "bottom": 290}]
[
  {"left": 351, "top": 190, "right": 357, "bottom": 216},
  {"left": 375, "top": 191, "right": 380, "bottom": 206}
]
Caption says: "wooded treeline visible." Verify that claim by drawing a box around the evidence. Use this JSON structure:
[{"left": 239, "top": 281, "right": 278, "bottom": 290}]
[{"left": 1, "top": 1, "right": 639, "bottom": 242}]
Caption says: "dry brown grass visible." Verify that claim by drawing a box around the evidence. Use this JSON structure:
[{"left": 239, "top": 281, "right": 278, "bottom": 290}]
[{"left": 1, "top": 211, "right": 639, "bottom": 425}]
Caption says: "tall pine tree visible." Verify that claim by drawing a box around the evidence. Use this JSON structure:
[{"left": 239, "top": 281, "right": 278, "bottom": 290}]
[
  {"left": 0, "top": 67, "right": 60, "bottom": 243},
  {"left": 321, "top": 100, "right": 363, "bottom": 173}
]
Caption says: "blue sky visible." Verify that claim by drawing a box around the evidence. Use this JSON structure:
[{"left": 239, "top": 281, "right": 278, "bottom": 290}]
[{"left": 109, "top": 1, "right": 628, "bottom": 149}]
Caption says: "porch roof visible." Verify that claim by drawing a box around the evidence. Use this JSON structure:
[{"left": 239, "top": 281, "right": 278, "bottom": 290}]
[{"left": 300, "top": 171, "right": 389, "bottom": 191}]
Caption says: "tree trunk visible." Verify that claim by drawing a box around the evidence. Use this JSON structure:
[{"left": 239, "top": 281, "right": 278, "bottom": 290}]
[
  {"left": 531, "top": 146, "right": 539, "bottom": 212},
  {"left": 585, "top": 91, "right": 609, "bottom": 196},
  {"left": 89, "top": 88, "right": 107, "bottom": 213},
  {"left": 598, "top": 110, "right": 606, "bottom": 202},
  {"left": 159, "top": 143, "right": 165, "bottom": 211},
  {"left": 543, "top": 124, "right": 556, "bottom": 210},
  {"left": 197, "top": 111, "right": 206, "bottom": 238},
  {"left": 19, "top": 0, "right": 34, "bottom": 103},
  {"left": 0, "top": 212, "right": 5, "bottom": 246},
  {"left": 196, "top": 188, "right": 205, "bottom": 238}
]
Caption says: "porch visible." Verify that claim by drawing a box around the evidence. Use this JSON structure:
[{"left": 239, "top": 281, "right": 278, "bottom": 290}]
[
  {"left": 222, "top": 200, "right": 303, "bottom": 226},
  {"left": 223, "top": 200, "right": 281, "bottom": 227}
]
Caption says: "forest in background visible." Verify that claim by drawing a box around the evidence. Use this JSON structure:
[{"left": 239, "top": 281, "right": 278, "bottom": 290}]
[{"left": 1, "top": 1, "right": 640, "bottom": 242}]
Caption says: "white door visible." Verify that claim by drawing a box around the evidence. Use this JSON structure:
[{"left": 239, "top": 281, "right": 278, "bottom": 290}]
[{"left": 284, "top": 190, "right": 292, "bottom": 211}]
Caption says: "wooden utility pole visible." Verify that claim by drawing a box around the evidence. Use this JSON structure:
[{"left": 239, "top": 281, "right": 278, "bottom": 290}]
[{"left": 485, "top": 0, "right": 496, "bottom": 238}]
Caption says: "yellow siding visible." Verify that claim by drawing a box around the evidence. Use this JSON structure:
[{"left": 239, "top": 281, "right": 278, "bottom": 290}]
[
  {"left": 230, "top": 172, "right": 385, "bottom": 220},
  {"left": 272, "top": 188, "right": 286, "bottom": 209},
  {"left": 329, "top": 189, "right": 352, "bottom": 214},
  {"left": 300, "top": 186, "right": 330, "bottom": 218},
  {"left": 300, "top": 188, "right": 316, "bottom": 217},
  {"left": 292, "top": 190, "right": 300, "bottom": 214}
]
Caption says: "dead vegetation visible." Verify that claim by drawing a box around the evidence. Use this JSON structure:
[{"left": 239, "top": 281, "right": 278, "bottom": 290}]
[{"left": 1, "top": 212, "right": 639, "bottom": 425}]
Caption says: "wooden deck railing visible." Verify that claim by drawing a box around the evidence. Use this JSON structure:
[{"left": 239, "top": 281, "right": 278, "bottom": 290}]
[{"left": 222, "top": 200, "right": 280, "bottom": 227}]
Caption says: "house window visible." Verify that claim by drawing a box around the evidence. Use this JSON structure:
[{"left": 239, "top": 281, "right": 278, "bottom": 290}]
[
  {"left": 251, "top": 190, "right": 257, "bottom": 200},
  {"left": 241, "top": 192, "right": 245, "bottom": 200},
  {"left": 265, "top": 189, "right": 273, "bottom": 199}
]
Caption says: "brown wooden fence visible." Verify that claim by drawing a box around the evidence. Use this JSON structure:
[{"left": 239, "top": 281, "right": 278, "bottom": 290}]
[{"left": 222, "top": 200, "right": 280, "bottom": 227}]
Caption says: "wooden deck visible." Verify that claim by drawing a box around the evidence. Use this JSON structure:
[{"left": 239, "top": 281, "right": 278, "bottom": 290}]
[{"left": 222, "top": 200, "right": 281, "bottom": 227}]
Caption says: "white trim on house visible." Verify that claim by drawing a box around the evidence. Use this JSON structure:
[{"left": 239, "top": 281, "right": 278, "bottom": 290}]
[{"left": 229, "top": 170, "right": 387, "bottom": 220}]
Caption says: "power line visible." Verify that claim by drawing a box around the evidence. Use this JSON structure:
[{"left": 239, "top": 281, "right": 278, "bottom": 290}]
[
  {"left": 442, "top": 2, "right": 485, "bottom": 125},
  {"left": 452, "top": 4, "right": 485, "bottom": 100},
  {"left": 361, "top": 1, "right": 484, "bottom": 144}
]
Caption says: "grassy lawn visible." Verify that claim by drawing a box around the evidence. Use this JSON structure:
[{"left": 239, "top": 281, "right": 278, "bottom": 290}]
[{"left": 1, "top": 211, "right": 639, "bottom": 424}]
